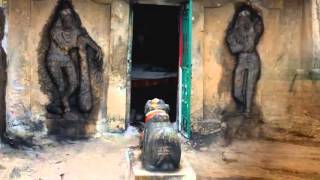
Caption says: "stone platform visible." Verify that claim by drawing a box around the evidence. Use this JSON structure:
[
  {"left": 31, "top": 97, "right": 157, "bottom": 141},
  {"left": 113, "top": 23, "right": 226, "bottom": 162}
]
[
  {"left": 46, "top": 114, "right": 88, "bottom": 139},
  {"left": 126, "top": 148, "right": 196, "bottom": 180}
]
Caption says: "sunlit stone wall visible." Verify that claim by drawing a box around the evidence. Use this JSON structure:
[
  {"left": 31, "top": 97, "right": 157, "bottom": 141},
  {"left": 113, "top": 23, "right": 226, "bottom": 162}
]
[
  {"left": 5, "top": 0, "right": 129, "bottom": 143},
  {"left": 191, "top": 0, "right": 320, "bottom": 142}
]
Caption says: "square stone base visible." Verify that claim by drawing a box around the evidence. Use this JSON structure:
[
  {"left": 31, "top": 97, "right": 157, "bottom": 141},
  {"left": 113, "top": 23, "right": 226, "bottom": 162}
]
[
  {"left": 46, "top": 118, "right": 88, "bottom": 139},
  {"left": 126, "top": 148, "right": 196, "bottom": 180}
]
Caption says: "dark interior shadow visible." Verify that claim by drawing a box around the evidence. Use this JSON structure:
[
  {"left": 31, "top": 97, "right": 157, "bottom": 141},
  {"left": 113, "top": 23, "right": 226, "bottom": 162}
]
[{"left": 129, "top": 4, "right": 180, "bottom": 127}]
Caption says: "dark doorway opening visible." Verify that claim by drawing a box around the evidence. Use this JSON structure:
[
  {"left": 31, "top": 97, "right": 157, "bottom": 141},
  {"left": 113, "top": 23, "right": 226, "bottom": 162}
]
[{"left": 130, "top": 4, "right": 180, "bottom": 126}]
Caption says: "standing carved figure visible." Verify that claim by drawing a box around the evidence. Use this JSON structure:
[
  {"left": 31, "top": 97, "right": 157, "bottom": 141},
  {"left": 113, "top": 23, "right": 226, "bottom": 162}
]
[
  {"left": 226, "top": 5, "right": 264, "bottom": 114},
  {"left": 46, "top": 3, "right": 102, "bottom": 117}
]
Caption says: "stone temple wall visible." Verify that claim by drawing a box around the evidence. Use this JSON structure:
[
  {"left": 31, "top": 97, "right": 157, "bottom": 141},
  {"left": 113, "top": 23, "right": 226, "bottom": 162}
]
[
  {"left": 191, "top": 0, "right": 320, "bottom": 143},
  {"left": 2, "top": 0, "right": 320, "bottom": 144},
  {"left": 4, "top": 0, "right": 129, "bottom": 144}
]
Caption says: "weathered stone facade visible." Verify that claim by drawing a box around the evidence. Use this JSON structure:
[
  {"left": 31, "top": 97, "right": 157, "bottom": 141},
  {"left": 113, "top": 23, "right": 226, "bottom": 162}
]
[
  {"left": 191, "top": 0, "right": 320, "bottom": 143},
  {"left": 2, "top": 0, "right": 320, "bottom": 144},
  {"left": 5, "top": 0, "right": 128, "bottom": 143}
]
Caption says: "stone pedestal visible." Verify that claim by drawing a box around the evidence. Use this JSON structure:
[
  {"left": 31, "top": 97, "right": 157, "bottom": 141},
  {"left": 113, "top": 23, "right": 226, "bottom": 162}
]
[
  {"left": 126, "top": 148, "right": 196, "bottom": 180},
  {"left": 47, "top": 119, "right": 87, "bottom": 140}
]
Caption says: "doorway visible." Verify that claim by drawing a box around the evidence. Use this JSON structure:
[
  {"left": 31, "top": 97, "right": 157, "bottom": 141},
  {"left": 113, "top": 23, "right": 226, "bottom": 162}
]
[{"left": 129, "top": 4, "right": 180, "bottom": 127}]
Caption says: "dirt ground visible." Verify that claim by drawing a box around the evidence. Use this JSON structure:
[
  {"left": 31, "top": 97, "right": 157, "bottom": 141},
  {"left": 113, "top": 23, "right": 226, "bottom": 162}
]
[{"left": 0, "top": 134, "right": 320, "bottom": 180}]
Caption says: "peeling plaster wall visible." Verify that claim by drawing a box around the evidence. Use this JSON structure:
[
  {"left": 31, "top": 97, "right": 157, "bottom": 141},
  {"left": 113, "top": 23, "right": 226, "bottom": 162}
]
[
  {"left": 190, "top": 1, "right": 205, "bottom": 133},
  {"left": 6, "top": 0, "right": 34, "bottom": 140},
  {"left": 192, "top": 0, "right": 320, "bottom": 142},
  {"left": 5, "top": 0, "right": 129, "bottom": 142}
]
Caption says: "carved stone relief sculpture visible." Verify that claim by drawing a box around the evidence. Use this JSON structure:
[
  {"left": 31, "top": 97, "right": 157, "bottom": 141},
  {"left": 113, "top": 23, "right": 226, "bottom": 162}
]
[
  {"left": 39, "top": 0, "right": 103, "bottom": 137},
  {"left": 226, "top": 4, "right": 264, "bottom": 114}
]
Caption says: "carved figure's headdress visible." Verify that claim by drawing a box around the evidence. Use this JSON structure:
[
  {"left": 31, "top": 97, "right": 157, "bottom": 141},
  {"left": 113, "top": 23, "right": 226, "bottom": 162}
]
[
  {"left": 59, "top": 0, "right": 73, "bottom": 16},
  {"left": 239, "top": 10, "right": 250, "bottom": 17},
  {"left": 60, "top": 8, "right": 72, "bottom": 16}
]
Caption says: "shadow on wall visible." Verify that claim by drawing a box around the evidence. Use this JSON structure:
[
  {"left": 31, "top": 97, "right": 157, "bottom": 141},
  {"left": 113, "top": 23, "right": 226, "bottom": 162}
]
[
  {"left": 0, "top": 7, "right": 6, "bottom": 140},
  {"left": 37, "top": 0, "right": 104, "bottom": 140}
]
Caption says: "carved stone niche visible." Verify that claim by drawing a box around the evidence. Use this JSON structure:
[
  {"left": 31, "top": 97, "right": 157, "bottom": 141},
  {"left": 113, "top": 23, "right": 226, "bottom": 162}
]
[
  {"left": 38, "top": 0, "right": 104, "bottom": 139},
  {"left": 220, "top": 3, "right": 264, "bottom": 146},
  {"left": 226, "top": 3, "right": 264, "bottom": 114}
]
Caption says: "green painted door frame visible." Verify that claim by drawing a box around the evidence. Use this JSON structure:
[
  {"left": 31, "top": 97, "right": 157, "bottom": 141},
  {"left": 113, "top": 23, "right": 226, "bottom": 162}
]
[{"left": 179, "top": 0, "right": 192, "bottom": 138}]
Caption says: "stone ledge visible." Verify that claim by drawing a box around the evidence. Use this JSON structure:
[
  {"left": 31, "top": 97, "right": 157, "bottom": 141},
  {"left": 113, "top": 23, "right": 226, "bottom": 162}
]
[{"left": 126, "top": 148, "right": 196, "bottom": 180}]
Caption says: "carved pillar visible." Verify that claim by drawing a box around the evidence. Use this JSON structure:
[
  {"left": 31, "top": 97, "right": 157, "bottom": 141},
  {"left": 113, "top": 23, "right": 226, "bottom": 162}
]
[
  {"left": 106, "top": 0, "right": 129, "bottom": 132},
  {"left": 5, "top": 0, "right": 37, "bottom": 141},
  {"left": 190, "top": 1, "right": 205, "bottom": 134}
]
